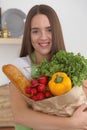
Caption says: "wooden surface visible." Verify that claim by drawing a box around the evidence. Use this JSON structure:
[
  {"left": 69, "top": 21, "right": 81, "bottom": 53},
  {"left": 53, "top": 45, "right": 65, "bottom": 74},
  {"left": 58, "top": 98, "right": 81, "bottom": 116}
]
[
  {"left": 0, "top": 127, "right": 15, "bottom": 130},
  {"left": 0, "top": 84, "right": 14, "bottom": 127},
  {"left": 0, "top": 38, "right": 22, "bottom": 44}
]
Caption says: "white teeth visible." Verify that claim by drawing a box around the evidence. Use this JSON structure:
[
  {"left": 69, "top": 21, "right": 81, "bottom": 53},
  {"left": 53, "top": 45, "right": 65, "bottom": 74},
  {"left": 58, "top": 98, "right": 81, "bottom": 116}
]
[{"left": 39, "top": 43, "right": 49, "bottom": 47}]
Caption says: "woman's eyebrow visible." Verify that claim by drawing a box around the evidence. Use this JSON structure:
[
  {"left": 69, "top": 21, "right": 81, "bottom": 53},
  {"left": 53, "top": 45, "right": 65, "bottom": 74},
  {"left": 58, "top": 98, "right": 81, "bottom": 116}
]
[
  {"left": 31, "top": 26, "right": 51, "bottom": 30},
  {"left": 31, "top": 27, "right": 38, "bottom": 29},
  {"left": 31, "top": 27, "right": 39, "bottom": 30},
  {"left": 46, "top": 26, "right": 51, "bottom": 29}
]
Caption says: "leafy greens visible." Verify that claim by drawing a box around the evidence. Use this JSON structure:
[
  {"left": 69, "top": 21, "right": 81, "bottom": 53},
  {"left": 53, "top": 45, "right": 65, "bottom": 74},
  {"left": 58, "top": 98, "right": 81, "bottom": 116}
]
[{"left": 31, "top": 50, "right": 87, "bottom": 86}]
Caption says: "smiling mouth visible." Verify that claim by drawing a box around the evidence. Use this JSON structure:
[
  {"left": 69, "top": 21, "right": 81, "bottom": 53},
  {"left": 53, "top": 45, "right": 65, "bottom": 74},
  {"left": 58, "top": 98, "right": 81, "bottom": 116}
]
[{"left": 39, "top": 42, "right": 49, "bottom": 47}]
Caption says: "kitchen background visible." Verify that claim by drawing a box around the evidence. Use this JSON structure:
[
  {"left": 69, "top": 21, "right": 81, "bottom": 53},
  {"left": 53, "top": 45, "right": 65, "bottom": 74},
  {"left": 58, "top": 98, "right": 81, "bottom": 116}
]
[{"left": 0, "top": 0, "right": 87, "bottom": 86}]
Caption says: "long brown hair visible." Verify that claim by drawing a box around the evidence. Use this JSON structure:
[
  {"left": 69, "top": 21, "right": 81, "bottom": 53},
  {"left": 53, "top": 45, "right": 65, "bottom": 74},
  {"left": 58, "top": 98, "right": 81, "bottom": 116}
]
[{"left": 20, "top": 4, "right": 66, "bottom": 61}]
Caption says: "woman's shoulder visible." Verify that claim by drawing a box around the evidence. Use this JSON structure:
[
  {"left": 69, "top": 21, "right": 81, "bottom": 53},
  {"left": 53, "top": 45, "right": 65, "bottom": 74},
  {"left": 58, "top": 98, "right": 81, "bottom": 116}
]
[
  {"left": 12, "top": 56, "right": 31, "bottom": 67},
  {"left": 11, "top": 56, "right": 32, "bottom": 79}
]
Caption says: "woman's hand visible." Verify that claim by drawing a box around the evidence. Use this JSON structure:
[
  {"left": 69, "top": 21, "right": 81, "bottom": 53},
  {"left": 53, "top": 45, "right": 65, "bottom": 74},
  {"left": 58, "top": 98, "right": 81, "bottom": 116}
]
[
  {"left": 71, "top": 103, "right": 87, "bottom": 130},
  {"left": 83, "top": 80, "right": 87, "bottom": 87},
  {"left": 83, "top": 80, "right": 87, "bottom": 97}
]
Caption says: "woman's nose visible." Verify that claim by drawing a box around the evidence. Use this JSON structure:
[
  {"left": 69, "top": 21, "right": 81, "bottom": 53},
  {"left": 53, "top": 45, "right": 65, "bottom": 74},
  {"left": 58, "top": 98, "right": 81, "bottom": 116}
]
[{"left": 40, "top": 31, "right": 47, "bottom": 39}]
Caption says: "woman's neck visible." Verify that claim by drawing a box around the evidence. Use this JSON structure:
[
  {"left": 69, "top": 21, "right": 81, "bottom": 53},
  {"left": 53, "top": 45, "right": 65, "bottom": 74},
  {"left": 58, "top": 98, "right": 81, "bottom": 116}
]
[{"left": 34, "top": 51, "right": 49, "bottom": 65}]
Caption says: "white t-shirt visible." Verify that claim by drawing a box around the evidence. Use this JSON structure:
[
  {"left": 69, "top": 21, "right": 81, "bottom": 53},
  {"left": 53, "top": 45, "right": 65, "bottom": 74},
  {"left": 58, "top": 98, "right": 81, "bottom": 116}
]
[{"left": 12, "top": 55, "right": 32, "bottom": 80}]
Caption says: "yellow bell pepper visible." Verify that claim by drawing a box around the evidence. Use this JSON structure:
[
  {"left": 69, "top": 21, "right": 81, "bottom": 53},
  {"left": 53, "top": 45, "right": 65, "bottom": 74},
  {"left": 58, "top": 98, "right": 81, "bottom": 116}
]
[{"left": 48, "top": 72, "right": 72, "bottom": 96}]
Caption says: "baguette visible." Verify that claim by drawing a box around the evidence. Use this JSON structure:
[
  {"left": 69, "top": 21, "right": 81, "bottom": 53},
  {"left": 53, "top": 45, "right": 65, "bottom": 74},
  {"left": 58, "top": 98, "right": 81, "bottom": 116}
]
[{"left": 2, "top": 64, "right": 31, "bottom": 97}]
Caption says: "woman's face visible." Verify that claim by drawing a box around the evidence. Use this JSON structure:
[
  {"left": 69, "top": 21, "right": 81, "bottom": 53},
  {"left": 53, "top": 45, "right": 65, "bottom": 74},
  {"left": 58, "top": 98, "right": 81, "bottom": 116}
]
[{"left": 30, "top": 14, "right": 52, "bottom": 61}]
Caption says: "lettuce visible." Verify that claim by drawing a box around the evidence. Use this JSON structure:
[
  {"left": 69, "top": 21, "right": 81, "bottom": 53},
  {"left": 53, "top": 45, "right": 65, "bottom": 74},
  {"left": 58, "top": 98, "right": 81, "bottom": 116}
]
[{"left": 31, "top": 50, "right": 87, "bottom": 86}]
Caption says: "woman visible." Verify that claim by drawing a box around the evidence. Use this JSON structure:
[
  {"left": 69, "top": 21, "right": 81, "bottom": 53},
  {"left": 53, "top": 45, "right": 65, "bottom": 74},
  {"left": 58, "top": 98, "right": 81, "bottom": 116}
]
[{"left": 9, "top": 4, "right": 87, "bottom": 130}]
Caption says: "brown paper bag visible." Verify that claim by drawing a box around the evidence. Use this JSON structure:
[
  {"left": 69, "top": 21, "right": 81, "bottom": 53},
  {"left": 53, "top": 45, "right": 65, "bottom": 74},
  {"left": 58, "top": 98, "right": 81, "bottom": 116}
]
[{"left": 23, "top": 86, "right": 87, "bottom": 117}]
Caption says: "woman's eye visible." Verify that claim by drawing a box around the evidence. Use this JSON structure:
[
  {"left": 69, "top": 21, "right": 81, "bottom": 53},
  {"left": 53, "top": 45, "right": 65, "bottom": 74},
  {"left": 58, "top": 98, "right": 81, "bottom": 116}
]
[
  {"left": 47, "top": 28, "right": 52, "bottom": 32},
  {"left": 31, "top": 30, "right": 38, "bottom": 33}
]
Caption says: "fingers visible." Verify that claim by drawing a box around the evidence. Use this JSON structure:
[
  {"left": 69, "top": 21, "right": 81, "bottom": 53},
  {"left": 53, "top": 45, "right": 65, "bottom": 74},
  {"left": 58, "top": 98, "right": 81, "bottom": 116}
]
[
  {"left": 83, "top": 80, "right": 87, "bottom": 88},
  {"left": 9, "top": 82, "right": 13, "bottom": 88},
  {"left": 77, "top": 103, "right": 87, "bottom": 112}
]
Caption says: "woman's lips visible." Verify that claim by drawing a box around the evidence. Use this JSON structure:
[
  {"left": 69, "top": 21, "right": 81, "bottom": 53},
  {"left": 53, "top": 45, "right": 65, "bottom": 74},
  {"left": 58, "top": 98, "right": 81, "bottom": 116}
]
[{"left": 39, "top": 42, "right": 49, "bottom": 47}]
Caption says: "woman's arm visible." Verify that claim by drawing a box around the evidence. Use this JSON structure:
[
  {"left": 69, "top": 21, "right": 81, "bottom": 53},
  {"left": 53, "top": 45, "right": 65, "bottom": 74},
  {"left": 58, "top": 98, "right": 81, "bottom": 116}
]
[{"left": 9, "top": 83, "right": 87, "bottom": 130}]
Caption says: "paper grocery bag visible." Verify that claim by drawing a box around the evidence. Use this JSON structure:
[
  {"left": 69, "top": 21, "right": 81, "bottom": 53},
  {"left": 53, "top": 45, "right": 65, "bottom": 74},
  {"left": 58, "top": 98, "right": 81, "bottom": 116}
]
[{"left": 23, "top": 86, "right": 87, "bottom": 117}]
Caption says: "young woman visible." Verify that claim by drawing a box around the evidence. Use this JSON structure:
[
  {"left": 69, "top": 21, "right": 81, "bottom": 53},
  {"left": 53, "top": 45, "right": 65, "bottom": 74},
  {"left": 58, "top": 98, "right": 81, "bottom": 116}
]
[{"left": 9, "top": 4, "right": 87, "bottom": 130}]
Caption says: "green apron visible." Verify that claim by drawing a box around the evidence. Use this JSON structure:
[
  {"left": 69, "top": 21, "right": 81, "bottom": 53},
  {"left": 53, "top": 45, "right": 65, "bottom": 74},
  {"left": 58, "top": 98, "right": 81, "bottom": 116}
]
[{"left": 15, "top": 124, "right": 32, "bottom": 130}]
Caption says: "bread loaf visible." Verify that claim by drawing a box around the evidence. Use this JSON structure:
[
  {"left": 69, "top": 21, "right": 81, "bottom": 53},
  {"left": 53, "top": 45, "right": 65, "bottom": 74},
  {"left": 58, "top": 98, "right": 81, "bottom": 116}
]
[{"left": 2, "top": 64, "right": 31, "bottom": 97}]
